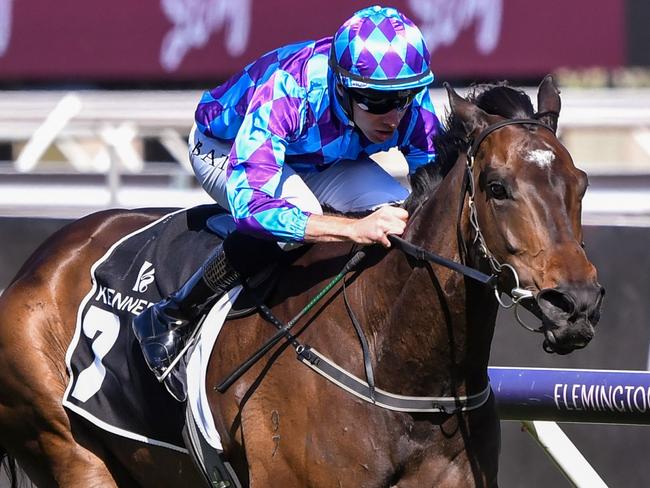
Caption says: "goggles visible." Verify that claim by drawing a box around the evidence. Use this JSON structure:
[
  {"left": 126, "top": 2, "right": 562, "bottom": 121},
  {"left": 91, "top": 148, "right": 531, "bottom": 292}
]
[{"left": 347, "top": 87, "right": 423, "bottom": 114}]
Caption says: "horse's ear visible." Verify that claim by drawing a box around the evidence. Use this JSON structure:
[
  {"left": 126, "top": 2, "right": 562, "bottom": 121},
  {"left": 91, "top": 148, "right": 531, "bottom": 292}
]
[
  {"left": 536, "top": 75, "right": 561, "bottom": 133},
  {"left": 444, "top": 82, "right": 491, "bottom": 137}
]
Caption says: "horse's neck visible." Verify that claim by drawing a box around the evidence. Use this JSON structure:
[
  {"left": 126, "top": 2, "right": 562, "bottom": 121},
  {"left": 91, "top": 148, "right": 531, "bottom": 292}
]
[{"left": 359, "top": 157, "right": 497, "bottom": 396}]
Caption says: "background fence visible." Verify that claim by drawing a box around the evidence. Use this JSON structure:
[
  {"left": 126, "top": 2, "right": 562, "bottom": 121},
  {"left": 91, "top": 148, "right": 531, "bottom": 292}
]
[{"left": 1, "top": 87, "right": 650, "bottom": 225}]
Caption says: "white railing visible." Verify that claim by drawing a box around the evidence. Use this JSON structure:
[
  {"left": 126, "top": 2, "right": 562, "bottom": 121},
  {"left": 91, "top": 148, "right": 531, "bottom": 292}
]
[
  {"left": 0, "top": 90, "right": 197, "bottom": 174},
  {"left": 2, "top": 88, "right": 650, "bottom": 172},
  {"left": 521, "top": 420, "right": 608, "bottom": 488},
  {"left": 1, "top": 88, "right": 650, "bottom": 219}
]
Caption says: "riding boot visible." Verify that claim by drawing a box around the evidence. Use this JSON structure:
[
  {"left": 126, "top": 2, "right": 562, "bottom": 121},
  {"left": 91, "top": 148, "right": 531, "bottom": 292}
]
[{"left": 132, "top": 244, "right": 240, "bottom": 379}]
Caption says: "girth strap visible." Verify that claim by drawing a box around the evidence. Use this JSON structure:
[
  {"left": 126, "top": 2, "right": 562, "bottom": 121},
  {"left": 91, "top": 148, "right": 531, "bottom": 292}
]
[{"left": 297, "top": 345, "right": 491, "bottom": 414}]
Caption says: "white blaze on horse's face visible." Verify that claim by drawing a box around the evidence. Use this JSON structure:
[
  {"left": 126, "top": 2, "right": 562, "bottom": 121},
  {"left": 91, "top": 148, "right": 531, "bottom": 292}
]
[{"left": 525, "top": 146, "right": 555, "bottom": 168}]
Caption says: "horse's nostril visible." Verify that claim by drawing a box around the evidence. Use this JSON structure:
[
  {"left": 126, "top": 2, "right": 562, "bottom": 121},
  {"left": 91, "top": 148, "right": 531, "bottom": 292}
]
[{"left": 537, "top": 289, "right": 576, "bottom": 318}]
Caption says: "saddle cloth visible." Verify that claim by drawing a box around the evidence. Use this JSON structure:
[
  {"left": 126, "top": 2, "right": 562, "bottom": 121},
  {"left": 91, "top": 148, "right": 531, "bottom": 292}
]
[{"left": 62, "top": 205, "right": 239, "bottom": 452}]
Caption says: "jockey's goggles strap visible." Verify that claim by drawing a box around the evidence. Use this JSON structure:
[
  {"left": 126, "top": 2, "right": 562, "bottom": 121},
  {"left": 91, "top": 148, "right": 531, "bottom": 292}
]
[
  {"left": 388, "top": 235, "right": 496, "bottom": 286},
  {"left": 328, "top": 47, "right": 433, "bottom": 88}
]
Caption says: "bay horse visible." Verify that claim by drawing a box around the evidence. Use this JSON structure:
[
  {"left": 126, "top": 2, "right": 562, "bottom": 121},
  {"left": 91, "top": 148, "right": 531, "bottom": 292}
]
[{"left": 0, "top": 76, "right": 603, "bottom": 487}]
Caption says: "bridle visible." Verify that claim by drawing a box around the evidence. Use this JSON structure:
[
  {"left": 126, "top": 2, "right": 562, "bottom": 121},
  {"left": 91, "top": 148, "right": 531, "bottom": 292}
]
[
  {"left": 391, "top": 116, "right": 558, "bottom": 333},
  {"left": 467, "top": 118, "right": 557, "bottom": 330}
]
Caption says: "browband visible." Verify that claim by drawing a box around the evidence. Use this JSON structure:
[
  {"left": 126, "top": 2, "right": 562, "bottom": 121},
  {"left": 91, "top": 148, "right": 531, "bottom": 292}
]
[{"left": 468, "top": 119, "right": 555, "bottom": 161}]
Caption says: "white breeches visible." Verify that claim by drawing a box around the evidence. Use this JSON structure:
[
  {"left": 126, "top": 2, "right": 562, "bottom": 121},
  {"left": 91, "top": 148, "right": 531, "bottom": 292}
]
[{"left": 188, "top": 124, "right": 409, "bottom": 216}]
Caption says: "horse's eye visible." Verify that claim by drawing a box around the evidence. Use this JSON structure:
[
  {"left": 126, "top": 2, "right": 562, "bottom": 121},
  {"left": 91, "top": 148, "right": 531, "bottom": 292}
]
[{"left": 488, "top": 182, "right": 508, "bottom": 200}]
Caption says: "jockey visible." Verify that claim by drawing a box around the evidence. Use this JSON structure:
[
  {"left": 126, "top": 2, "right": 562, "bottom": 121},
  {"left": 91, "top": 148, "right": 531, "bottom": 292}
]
[{"left": 133, "top": 5, "right": 440, "bottom": 380}]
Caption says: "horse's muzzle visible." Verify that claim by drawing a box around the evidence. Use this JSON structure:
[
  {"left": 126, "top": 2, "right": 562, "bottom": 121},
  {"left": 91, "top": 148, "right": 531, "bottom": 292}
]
[{"left": 536, "top": 283, "right": 605, "bottom": 354}]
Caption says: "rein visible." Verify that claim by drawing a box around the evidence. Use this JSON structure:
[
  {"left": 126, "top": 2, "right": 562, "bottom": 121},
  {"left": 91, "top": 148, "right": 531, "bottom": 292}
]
[{"left": 387, "top": 235, "right": 495, "bottom": 286}]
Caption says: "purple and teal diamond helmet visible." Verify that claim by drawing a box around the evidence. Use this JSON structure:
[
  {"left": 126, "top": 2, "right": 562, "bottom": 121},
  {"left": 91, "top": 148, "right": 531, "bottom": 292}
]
[{"left": 330, "top": 5, "right": 434, "bottom": 92}]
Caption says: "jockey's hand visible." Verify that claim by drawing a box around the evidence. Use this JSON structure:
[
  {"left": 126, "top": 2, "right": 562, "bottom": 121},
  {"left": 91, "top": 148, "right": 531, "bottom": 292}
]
[
  {"left": 304, "top": 206, "right": 409, "bottom": 247},
  {"left": 351, "top": 206, "right": 408, "bottom": 247}
]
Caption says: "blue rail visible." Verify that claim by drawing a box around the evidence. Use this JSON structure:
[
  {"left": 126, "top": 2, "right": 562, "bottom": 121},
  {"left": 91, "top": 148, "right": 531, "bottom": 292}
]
[{"left": 489, "top": 366, "right": 650, "bottom": 425}]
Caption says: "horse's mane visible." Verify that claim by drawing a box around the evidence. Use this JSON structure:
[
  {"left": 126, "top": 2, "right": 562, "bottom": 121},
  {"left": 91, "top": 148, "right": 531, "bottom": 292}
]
[{"left": 405, "top": 82, "right": 535, "bottom": 213}]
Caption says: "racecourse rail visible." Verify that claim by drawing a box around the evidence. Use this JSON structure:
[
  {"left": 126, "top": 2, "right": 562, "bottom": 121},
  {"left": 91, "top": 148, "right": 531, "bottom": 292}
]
[
  {"left": 491, "top": 366, "right": 650, "bottom": 425},
  {"left": 1, "top": 87, "right": 650, "bottom": 174},
  {"left": 491, "top": 366, "right": 650, "bottom": 487}
]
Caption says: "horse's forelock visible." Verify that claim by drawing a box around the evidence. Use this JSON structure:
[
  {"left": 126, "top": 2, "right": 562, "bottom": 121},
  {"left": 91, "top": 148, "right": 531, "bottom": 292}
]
[
  {"left": 472, "top": 83, "right": 535, "bottom": 119},
  {"left": 406, "top": 82, "right": 536, "bottom": 212}
]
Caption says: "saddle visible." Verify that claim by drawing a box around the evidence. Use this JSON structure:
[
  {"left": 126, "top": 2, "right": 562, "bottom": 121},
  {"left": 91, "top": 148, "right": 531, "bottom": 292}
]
[
  {"left": 64, "top": 204, "right": 304, "bottom": 488},
  {"left": 205, "top": 211, "right": 288, "bottom": 319}
]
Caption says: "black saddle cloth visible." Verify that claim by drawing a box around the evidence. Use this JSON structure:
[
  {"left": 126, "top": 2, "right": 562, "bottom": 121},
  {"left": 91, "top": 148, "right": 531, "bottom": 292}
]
[{"left": 62, "top": 205, "right": 241, "bottom": 451}]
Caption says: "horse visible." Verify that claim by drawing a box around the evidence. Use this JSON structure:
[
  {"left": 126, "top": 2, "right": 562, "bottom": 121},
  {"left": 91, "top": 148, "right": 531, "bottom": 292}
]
[{"left": 0, "top": 76, "right": 604, "bottom": 487}]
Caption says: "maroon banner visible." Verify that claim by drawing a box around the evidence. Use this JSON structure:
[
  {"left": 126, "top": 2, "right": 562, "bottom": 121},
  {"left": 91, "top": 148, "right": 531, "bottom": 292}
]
[{"left": 0, "top": 0, "right": 625, "bottom": 82}]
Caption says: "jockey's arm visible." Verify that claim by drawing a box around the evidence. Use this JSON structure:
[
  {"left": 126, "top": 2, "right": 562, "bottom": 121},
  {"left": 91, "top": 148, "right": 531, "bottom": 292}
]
[
  {"left": 228, "top": 73, "right": 411, "bottom": 248},
  {"left": 304, "top": 206, "right": 408, "bottom": 248}
]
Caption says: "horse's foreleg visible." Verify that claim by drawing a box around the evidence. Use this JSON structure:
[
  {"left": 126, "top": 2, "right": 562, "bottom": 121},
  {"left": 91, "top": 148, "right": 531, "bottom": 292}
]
[
  {"left": 395, "top": 460, "right": 497, "bottom": 488},
  {"left": 394, "top": 409, "right": 500, "bottom": 488}
]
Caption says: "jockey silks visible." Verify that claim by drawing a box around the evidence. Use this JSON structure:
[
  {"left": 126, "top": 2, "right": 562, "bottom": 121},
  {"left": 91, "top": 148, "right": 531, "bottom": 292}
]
[{"left": 194, "top": 37, "right": 439, "bottom": 242}]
